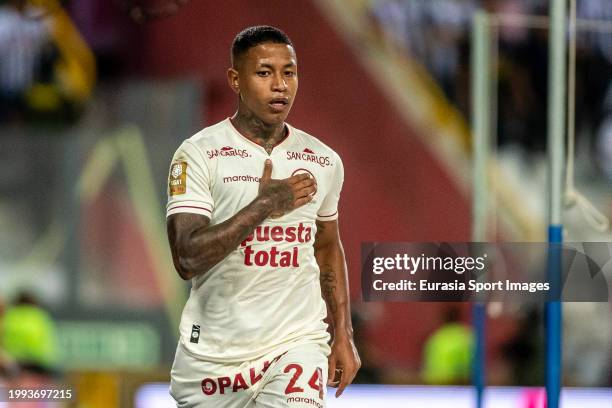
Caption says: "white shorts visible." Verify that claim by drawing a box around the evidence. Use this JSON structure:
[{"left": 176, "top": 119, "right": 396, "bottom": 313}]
[{"left": 170, "top": 342, "right": 328, "bottom": 408}]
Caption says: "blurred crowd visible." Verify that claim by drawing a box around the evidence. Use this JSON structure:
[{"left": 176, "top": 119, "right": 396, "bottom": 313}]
[{"left": 369, "top": 0, "right": 612, "bottom": 181}]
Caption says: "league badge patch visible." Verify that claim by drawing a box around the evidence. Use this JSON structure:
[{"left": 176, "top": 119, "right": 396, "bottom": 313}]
[{"left": 169, "top": 161, "right": 187, "bottom": 195}]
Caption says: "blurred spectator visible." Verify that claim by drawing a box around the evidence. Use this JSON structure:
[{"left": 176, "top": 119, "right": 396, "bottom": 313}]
[
  {"left": 563, "top": 303, "right": 611, "bottom": 386},
  {"left": 0, "top": 296, "right": 13, "bottom": 377},
  {"left": 0, "top": 0, "right": 96, "bottom": 124},
  {"left": 0, "top": 0, "right": 50, "bottom": 120},
  {"left": 370, "top": 0, "right": 475, "bottom": 97},
  {"left": 69, "top": 0, "right": 138, "bottom": 78},
  {"left": 369, "top": 0, "right": 412, "bottom": 54},
  {"left": 421, "top": 306, "right": 474, "bottom": 385},
  {"left": 597, "top": 84, "right": 612, "bottom": 182},
  {"left": 0, "top": 296, "right": 18, "bottom": 381},
  {"left": 1, "top": 292, "right": 59, "bottom": 376},
  {"left": 501, "top": 308, "right": 543, "bottom": 386},
  {"left": 578, "top": 0, "right": 612, "bottom": 65}
]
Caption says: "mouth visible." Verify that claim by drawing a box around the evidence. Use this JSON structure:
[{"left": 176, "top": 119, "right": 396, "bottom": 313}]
[{"left": 268, "top": 97, "right": 289, "bottom": 113}]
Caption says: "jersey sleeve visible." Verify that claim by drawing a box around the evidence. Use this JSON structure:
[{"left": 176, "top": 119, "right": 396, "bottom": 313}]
[
  {"left": 316, "top": 153, "right": 344, "bottom": 221},
  {"left": 166, "top": 140, "right": 214, "bottom": 218}
]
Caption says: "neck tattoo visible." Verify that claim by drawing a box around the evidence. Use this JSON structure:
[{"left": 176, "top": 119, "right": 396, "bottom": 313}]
[
  {"left": 263, "top": 144, "right": 275, "bottom": 155},
  {"left": 232, "top": 111, "right": 286, "bottom": 154}
]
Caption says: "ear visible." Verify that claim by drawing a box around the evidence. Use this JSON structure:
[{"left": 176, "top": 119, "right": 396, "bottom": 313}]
[{"left": 227, "top": 68, "right": 240, "bottom": 95}]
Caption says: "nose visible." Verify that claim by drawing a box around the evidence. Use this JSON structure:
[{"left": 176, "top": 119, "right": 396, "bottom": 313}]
[{"left": 271, "top": 73, "right": 287, "bottom": 92}]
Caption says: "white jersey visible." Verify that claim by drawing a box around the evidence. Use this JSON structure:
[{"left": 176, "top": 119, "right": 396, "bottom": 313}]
[{"left": 166, "top": 118, "right": 343, "bottom": 363}]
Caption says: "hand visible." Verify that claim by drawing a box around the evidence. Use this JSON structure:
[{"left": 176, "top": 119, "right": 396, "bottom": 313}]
[
  {"left": 327, "top": 335, "right": 361, "bottom": 398},
  {"left": 258, "top": 159, "right": 316, "bottom": 217}
]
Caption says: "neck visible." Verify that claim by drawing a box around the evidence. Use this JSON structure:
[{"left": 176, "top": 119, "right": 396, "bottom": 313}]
[{"left": 231, "top": 108, "right": 286, "bottom": 151}]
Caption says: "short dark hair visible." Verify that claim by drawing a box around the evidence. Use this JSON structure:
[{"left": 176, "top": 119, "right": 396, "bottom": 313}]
[{"left": 231, "top": 25, "right": 293, "bottom": 67}]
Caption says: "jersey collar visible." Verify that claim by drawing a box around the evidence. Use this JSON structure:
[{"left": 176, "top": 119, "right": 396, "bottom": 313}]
[{"left": 227, "top": 117, "right": 293, "bottom": 155}]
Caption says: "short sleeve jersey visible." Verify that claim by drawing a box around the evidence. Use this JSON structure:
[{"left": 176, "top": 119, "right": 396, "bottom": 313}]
[{"left": 166, "top": 118, "right": 344, "bottom": 363}]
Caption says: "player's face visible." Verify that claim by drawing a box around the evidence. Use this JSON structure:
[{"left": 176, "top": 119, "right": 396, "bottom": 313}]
[{"left": 234, "top": 43, "right": 298, "bottom": 125}]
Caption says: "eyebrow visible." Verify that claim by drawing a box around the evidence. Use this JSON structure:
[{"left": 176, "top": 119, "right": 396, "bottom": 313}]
[{"left": 258, "top": 62, "right": 296, "bottom": 69}]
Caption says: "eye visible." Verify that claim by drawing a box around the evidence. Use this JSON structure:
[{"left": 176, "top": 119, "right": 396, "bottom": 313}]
[
  {"left": 285, "top": 71, "right": 295, "bottom": 77},
  {"left": 257, "top": 71, "right": 270, "bottom": 77}
]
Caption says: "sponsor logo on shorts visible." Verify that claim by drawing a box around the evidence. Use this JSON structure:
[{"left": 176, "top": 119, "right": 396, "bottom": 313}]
[
  {"left": 200, "top": 353, "right": 286, "bottom": 396},
  {"left": 207, "top": 146, "right": 251, "bottom": 159},
  {"left": 286, "top": 148, "right": 331, "bottom": 167},
  {"left": 286, "top": 397, "right": 323, "bottom": 408}
]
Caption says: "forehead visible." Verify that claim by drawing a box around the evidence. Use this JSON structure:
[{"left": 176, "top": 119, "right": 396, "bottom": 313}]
[{"left": 243, "top": 42, "right": 297, "bottom": 67}]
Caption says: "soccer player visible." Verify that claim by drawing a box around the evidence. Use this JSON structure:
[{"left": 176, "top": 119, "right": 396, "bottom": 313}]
[{"left": 166, "top": 26, "right": 360, "bottom": 407}]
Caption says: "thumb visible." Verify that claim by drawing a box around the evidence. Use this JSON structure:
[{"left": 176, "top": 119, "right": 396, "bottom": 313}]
[{"left": 261, "top": 159, "right": 272, "bottom": 182}]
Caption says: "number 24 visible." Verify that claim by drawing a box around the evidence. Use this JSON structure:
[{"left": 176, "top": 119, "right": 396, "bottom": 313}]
[{"left": 283, "top": 364, "right": 323, "bottom": 395}]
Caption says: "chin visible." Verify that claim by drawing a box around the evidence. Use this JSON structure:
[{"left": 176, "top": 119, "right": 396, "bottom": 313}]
[{"left": 262, "top": 113, "right": 289, "bottom": 125}]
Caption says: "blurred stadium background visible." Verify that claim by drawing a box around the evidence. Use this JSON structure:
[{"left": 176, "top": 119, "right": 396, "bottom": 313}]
[{"left": 0, "top": 0, "right": 610, "bottom": 406}]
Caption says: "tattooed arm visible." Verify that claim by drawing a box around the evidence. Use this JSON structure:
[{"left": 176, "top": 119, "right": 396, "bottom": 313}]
[
  {"left": 167, "top": 160, "right": 316, "bottom": 280},
  {"left": 314, "top": 219, "right": 361, "bottom": 397}
]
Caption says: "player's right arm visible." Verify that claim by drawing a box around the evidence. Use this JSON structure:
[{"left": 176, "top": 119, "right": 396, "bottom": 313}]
[{"left": 167, "top": 159, "right": 316, "bottom": 280}]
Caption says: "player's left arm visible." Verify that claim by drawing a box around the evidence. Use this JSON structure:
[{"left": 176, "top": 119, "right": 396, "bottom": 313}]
[{"left": 314, "top": 219, "right": 361, "bottom": 397}]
